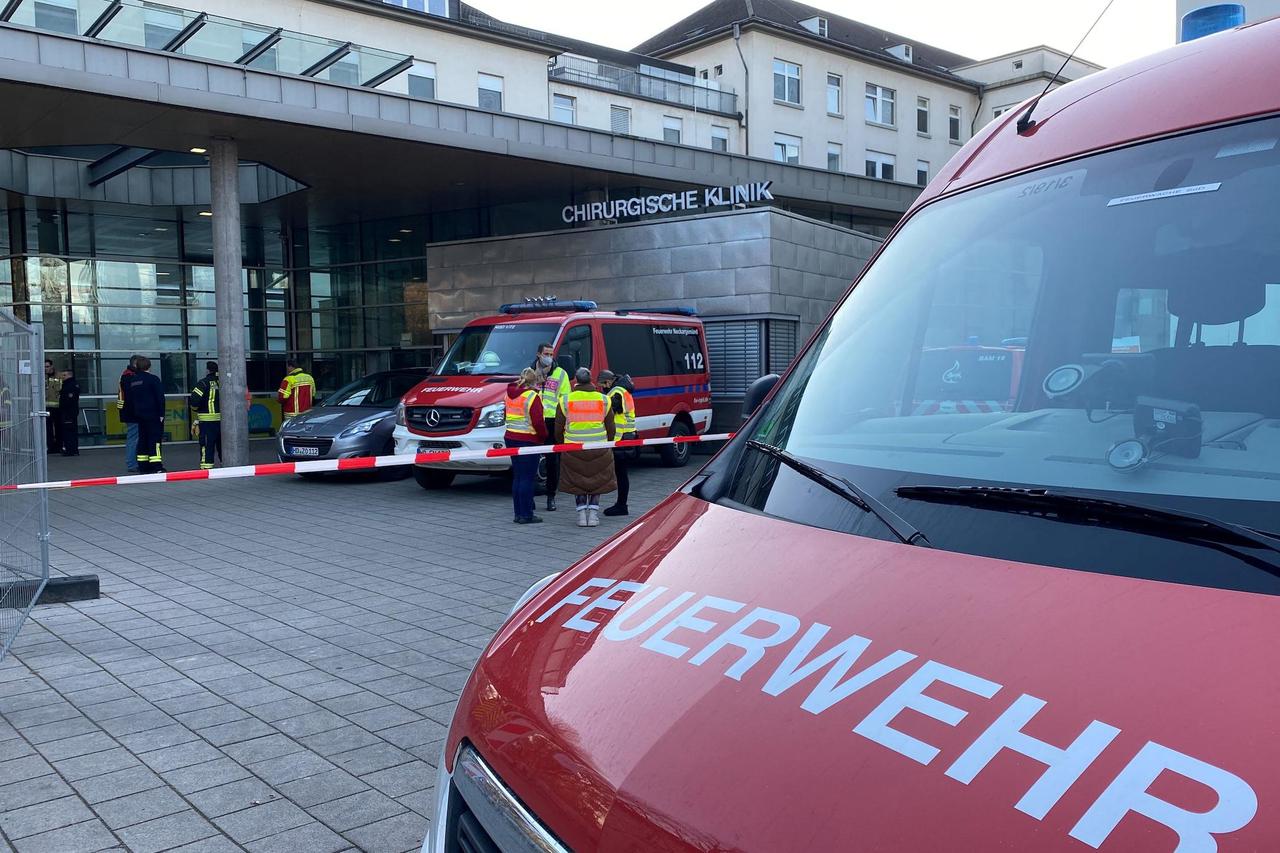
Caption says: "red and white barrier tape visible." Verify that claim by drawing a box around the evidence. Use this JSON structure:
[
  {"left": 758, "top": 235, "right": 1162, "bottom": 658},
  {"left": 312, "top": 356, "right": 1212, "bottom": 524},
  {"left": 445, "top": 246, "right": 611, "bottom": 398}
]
[{"left": 1, "top": 433, "right": 735, "bottom": 492}]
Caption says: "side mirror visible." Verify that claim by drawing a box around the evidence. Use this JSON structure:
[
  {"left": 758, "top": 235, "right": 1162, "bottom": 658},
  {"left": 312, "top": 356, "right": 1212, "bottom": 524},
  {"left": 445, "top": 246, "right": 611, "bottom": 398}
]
[{"left": 742, "top": 374, "right": 780, "bottom": 420}]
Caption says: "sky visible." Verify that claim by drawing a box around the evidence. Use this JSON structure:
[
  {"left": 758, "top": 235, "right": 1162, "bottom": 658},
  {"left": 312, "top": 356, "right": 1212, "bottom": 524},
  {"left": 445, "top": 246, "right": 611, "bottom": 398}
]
[{"left": 470, "top": 0, "right": 1175, "bottom": 68}]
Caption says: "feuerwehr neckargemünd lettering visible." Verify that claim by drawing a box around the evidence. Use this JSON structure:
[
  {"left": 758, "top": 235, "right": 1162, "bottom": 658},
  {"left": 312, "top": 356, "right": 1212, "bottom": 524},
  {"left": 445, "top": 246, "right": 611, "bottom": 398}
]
[
  {"left": 562, "top": 182, "right": 775, "bottom": 224},
  {"left": 535, "top": 577, "right": 1260, "bottom": 851}
]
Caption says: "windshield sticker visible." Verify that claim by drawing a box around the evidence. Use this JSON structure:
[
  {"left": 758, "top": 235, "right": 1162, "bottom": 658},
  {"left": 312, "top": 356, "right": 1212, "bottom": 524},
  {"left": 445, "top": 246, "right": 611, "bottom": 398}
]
[
  {"left": 1107, "top": 182, "right": 1221, "bottom": 207},
  {"left": 1006, "top": 169, "right": 1087, "bottom": 202},
  {"left": 1215, "top": 138, "right": 1277, "bottom": 159}
]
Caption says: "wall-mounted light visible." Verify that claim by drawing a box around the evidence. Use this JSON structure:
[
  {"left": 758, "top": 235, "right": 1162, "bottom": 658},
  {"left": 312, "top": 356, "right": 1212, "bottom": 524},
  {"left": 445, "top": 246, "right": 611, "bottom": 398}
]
[
  {"left": 198, "top": 211, "right": 213, "bottom": 217},
  {"left": 190, "top": 147, "right": 208, "bottom": 154}
]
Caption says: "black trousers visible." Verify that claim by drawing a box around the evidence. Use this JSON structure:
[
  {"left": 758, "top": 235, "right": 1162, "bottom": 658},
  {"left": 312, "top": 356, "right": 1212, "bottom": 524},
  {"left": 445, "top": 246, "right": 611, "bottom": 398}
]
[
  {"left": 198, "top": 420, "right": 222, "bottom": 469},
  {"left": 541, "top": 415, "right": 559, "bottom": 497},
  {"left": 46, "top": 408, "right": 60, "bottom": 453},
  {"left": 613, "top": 449, "right": 630, "bottom": 507},
  {"left": 137, "top": 417, "right": 164, "bottom": 473},
  {"left": 59, "top": 409, "right": 79, "bottom": 455}
]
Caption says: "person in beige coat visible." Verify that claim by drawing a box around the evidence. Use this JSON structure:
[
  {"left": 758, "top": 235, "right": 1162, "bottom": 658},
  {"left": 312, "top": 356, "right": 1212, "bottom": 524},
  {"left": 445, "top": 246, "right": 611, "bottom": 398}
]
[{"left": 555, "top": 368, "right": 617, "bottom": 527}]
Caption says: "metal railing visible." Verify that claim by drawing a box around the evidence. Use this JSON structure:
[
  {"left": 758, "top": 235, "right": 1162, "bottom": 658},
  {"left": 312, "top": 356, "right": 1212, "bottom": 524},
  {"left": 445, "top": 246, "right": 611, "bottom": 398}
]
[
  {"left": 549, "top": 55, "right": 739, "bottom": 116},
  {"left": 0, "top": 310, "right": 50, "bottom": 662}
]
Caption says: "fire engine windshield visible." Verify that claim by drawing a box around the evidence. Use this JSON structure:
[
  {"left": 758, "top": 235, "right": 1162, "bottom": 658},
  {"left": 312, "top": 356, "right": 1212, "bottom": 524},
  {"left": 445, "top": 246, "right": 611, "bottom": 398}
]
[
  {"left": 436, "top": 323, "right": 559, "bottom": 376},
  {"left": 720, "top": 115, "right": 1280, "bottom": 594}
]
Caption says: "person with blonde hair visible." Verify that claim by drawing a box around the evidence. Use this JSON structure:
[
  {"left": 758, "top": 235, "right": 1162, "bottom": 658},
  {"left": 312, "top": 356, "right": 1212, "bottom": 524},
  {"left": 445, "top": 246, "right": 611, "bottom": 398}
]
[{"left": 505, "top": 367, "right": 548, "bottom": 524}]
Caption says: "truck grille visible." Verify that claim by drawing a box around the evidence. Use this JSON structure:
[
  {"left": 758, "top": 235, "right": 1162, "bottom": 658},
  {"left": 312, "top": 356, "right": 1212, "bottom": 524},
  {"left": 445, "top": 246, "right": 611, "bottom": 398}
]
[{"left": 407, "top": 406, "right": 474, "bottom": 434}]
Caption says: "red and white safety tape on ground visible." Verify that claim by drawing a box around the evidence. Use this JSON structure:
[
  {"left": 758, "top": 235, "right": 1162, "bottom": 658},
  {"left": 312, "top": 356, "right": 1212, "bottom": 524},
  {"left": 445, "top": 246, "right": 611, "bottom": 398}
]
[{"left": 0, "top": 433, "right": 736, "bottom": 492}]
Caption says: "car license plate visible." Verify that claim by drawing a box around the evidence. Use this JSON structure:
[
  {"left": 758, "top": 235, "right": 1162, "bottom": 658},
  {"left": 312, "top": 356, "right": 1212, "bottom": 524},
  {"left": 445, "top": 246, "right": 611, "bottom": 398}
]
[
  {"left": 291, "top": 446, "right": 321, "bottom": 457},
  {"left": 418, "top": 441, "right": 460, "bottom": 451}
]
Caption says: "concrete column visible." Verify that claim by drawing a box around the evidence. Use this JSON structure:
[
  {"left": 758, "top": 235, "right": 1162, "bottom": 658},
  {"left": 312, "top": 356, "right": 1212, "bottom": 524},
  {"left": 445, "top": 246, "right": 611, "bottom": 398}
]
[{"left": 210, "top": 138, "right": 248, "bottom": 467}]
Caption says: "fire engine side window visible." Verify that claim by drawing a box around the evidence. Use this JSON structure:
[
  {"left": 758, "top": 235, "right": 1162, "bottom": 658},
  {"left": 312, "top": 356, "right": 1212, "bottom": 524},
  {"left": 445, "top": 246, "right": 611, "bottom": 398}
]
[
  {"left": 559, "top": 324, "right": 593, "bottom": 371},
  {"left": 603, "top": 324, "right": 705, "bottom": 376}
]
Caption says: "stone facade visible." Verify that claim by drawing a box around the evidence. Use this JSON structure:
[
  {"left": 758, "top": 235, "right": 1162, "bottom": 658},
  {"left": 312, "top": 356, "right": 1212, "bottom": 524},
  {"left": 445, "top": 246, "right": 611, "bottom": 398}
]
[{"left": 427, "top": 207, "right": 881, "bottom": 343}]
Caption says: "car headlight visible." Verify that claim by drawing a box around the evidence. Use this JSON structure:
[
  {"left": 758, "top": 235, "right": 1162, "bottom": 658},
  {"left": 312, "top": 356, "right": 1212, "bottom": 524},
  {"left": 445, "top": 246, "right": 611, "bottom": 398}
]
[
  {"left": 478, "top": 403, "right": 506, "bottom": 429},
  {"left": 508, "top": 572, "right": 561, "bottom": 618},
  {"left": 339, "top": 419, "right": 379, "bottom": 439},
  {"left": 395, "top": 401, "right": 406, "bottom": 426}
]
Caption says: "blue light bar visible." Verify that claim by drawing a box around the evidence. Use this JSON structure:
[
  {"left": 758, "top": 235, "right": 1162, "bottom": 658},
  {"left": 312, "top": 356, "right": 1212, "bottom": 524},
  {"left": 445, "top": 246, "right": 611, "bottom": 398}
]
[{"left": 500, "top": 299, "right": 598, "bottom": 314}]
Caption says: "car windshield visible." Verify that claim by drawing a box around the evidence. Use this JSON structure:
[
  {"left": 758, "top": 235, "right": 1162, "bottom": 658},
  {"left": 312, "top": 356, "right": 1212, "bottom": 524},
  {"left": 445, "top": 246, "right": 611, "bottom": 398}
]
[
  {"left": 436, "top": 323, "right": 559, "bottom": 376},
  {"left": 324, "top": 372, "right": 424, "bottom": 409},
  {"left": 719, "top": 115, "right": 1280, "bottom": 595}
]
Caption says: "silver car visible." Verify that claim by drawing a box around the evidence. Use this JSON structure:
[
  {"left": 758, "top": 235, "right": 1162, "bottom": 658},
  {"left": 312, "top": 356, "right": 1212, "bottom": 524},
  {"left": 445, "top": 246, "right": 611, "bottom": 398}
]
[{"left": 278, "top": 368, "right": 432, "bottom": 474}]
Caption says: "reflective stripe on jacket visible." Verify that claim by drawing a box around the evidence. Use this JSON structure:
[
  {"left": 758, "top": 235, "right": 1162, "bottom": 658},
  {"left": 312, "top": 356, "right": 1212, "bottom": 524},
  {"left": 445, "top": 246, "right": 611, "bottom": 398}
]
[
  {"left": 607, "top": 386, "right": 636, "bottom": 433},
  {"left": 539, "top": 366, "right": 570, "bottom": 417},
  {"left": 564, "top": 390, "right": 608, "bottom": 443},
  {"left": 278, "top": 369, "right": 316, "bottom": 417},
  {"left": 190, "top": 375, "right": 221, "bottom": 422},
  {"left": 504, "top": 390, "right": 539, "bottom": 435}
]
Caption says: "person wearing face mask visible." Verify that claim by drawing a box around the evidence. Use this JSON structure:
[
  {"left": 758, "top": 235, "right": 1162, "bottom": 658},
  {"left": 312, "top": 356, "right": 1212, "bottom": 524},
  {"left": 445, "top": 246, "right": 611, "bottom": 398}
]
[{"left": 531, "top": 342, "right": 570, "bottom": 511}]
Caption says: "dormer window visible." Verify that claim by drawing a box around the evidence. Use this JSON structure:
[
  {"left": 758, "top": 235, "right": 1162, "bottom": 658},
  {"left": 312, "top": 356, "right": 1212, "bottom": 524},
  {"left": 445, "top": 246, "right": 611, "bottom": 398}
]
[
  {"left": 886, "top": 43, "right": 913, "bottom": 63},
  {"left": 800, "top": 16, "right": 828, "bottom": 37}
]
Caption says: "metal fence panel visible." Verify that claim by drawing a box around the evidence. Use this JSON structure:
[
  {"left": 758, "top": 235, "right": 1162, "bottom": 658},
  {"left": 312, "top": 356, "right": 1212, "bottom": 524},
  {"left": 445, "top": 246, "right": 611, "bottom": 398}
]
[{"left": 0, "top": 311, "right": 50, "bottom": 662}]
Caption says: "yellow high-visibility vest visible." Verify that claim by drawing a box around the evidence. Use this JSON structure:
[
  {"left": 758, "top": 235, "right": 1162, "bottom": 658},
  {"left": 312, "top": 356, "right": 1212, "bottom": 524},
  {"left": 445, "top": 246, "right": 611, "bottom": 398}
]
[
  {"left": 564, "top": 390, "right": 608, "bottom": 443},
  {"left": 607, "top": 386, "right": 636, "bottom": 433},
  {"left": 539, "top": 366, "right": 570, "bottom": 417},
  {"left": 504, "top": 390, "right": 539, "bottom": 435}
]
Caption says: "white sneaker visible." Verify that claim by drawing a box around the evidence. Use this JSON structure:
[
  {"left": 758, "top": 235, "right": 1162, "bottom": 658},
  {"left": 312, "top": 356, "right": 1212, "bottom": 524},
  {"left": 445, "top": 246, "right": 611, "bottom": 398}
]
[
  {"left": 577, "top": 508, "right": 589, "bottom": 527},
  {"left": 587, "top": 507, "right": 600, "bottom": 527}
]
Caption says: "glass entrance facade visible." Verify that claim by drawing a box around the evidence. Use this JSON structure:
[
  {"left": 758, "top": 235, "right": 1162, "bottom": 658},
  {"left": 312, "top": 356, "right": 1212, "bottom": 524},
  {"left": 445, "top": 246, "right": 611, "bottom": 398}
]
[{"left": 1, "top": 200, "right": 434, "bottom": 446}]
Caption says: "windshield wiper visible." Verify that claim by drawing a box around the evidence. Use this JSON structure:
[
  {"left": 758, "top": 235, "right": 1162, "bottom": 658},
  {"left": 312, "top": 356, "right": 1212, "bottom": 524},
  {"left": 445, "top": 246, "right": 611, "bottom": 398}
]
[
  {"left": 895, "top": 484, "right": 1280, "bottom": 570},
  {"left": 746, "top": 440, "right": 930, "bottom": 547}
]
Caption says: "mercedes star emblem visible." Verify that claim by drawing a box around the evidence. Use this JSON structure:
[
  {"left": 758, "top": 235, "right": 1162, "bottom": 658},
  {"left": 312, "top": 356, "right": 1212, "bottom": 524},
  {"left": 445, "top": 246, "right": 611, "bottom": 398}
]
[{"left": 425, "top": 409, "right": 441, "bottom": 427}]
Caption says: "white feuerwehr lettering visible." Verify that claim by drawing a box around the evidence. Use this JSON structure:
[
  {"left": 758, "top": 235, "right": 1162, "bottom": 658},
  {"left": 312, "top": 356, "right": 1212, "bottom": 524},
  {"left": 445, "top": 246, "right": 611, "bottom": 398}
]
[
  {"left": 535, "top": 577, "right": 614, "bottom": 623},
  {"left": 945, "top": 694, "right": 1121, "bottom": 819},
  {"left": 762, "top": 623, "right": 917, "bottom": 715},
  {"left": 853, "top": 660, "right": 1002, "bottom": 765},
  {"left": 564, "top": 581, "right": 647, "bottom": 633},
  {"left": 687, "top": 607, "right": 801, "bottom": 680},
  {"left": 1069, "top": 741, "right": 1258, "bottom": 851},
  {"left": 640, "top": 595, "right": 745, "bottom": 659},
  {"left": 602, "top": 588, "right": 693, "bottom": 641}
]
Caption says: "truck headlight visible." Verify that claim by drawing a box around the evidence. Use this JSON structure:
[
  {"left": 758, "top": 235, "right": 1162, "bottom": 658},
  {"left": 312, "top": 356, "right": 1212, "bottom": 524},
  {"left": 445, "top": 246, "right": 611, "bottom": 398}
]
[
  {"left": 395, "top": 401, "right": 406, "bottom": 426},
  {"left": 477, "top": 403, "right": 506, "bottom": 429},
  {"left": 339, "top": 419, "right": 378, "bottom": 439}
]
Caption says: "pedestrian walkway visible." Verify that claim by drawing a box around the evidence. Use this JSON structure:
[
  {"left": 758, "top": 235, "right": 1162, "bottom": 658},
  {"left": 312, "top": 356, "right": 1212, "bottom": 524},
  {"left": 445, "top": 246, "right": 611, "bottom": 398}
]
[{"left": 0, "top": 454, "right": 693, "bottom": 852}]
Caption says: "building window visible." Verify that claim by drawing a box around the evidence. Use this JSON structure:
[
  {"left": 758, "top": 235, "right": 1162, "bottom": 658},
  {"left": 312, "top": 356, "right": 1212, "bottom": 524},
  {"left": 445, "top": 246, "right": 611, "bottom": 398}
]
[
  {"left": 916, "top": 97, "right": 930, "bottom": 135},
  {"left": 552, "top": 93, "right": 576, "bottom": 124},
  {"left": 382, "top": 0, "right": 448, "bottom": 15},
  {"left": 865, "top": 150, "right": 896, "bottom": 181},
  {"left": 800, "top": 16, "right": 828, "bottom": 37},
  {"left": 327, "top": 57, "right": 360, "bottom": 86},
  {"left": 611, "top": 105, "right": 631, "bottom": 135},
  {"left": 714, "top": 64, "right": 723, "bottom": 75},
  {"left": 143, "top": 5, "right": 184, "bottom": 49},
  {"left": 916, "top": 159, "right": 929, "bottom": 187},
  {"left": 33, "top": 0, "right": 77, "bottom": 34},
  {"left": 663, "top": 116, "right": 683, "bottom": 144},
  {"left": 773, "top": 133, "right": 801, "bottom": 165},
  {"left": 408, "top": 61, "right": 436, "bottom": 99},
  {"left": 949, "top": 105, "right": 962, "bottom": 142},
  {"left": 711, "top": 125, "right": 730, "bottom": 153},
  {"left": 992, "top": 104, "right": 1017, "bottom": 119},
  {"left": 700, "top": 70, "right": 709, "bottom": 80},
  {"left": 478, "top": 73, "right": 503, "bottom": 111},
  {"left": 827, "top": 143, "right": 842, "bottom": 172},
  {"left": 826, "top": 73, "right": 842, "bottom": 115},
  {"left": 1013, "top": 58, "right": 1024, "bottom": 70},
  {"left": 773, "top": 59, "right": 801, "bottom": 105},
  {"left": 865, "top": 83, "right": 896, "bottom": 126},
  {"left": 243, "top": 26, "right": 278, "bottom": 70}
]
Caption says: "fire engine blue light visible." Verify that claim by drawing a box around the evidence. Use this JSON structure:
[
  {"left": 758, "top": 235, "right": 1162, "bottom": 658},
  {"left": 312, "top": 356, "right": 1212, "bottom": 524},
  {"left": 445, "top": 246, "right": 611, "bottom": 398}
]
[{"left": 1180, "top": 4, "right": 1246, "bottom": 42}]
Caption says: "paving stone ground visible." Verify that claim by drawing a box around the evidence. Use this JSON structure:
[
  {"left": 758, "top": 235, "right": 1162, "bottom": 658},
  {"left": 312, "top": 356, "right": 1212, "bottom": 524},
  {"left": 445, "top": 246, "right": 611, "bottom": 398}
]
[{"left": 1, "top": 441, "right": 697, "bottom": 852}]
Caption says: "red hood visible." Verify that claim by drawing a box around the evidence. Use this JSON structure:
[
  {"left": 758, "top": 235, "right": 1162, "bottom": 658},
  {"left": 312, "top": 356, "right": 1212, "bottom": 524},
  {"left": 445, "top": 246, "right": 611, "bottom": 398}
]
[
  {"left": 449, "top": 494, "right": 1275, "bottom": 851},
  {"left": 401, "top": 375, "right": 508, "bottom": 408}
]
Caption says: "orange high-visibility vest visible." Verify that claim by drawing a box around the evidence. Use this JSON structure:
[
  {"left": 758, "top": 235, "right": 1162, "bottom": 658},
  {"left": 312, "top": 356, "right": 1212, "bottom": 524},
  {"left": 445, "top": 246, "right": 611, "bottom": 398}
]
[{"left": 504, "top": 390, "right": 539, "bottom": 435}]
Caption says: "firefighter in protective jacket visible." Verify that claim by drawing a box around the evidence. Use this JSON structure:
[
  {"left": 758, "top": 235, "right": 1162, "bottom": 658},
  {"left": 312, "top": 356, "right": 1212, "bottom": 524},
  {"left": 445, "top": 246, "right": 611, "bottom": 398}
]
[{"left": 189, "top": 361, "right": 221, "bottom": 470}]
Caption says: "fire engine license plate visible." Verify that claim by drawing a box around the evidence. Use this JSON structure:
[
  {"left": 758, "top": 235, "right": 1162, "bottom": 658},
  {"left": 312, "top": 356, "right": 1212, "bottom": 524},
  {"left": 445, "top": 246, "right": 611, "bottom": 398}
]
[{"left": 291, "top": 446, "right": 321, "bottom": 457}]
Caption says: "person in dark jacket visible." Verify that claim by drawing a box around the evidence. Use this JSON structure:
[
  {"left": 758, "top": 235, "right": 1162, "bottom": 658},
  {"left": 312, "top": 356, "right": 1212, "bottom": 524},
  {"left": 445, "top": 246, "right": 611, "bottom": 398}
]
[
  {"left": 58, "top": 367, "right": 81, "bottom": 457},
  {"left": 505, "top": 367, "right": 548, "bottom": 524},
  {"left": 119, "top": 356, "right": 139, "bottom": 473},
  {"left": 189, "top": 361, "right": 221, "bottom": 470},
  {"left": 128, "top": 356, "right": 166, "bottom": 473}
]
